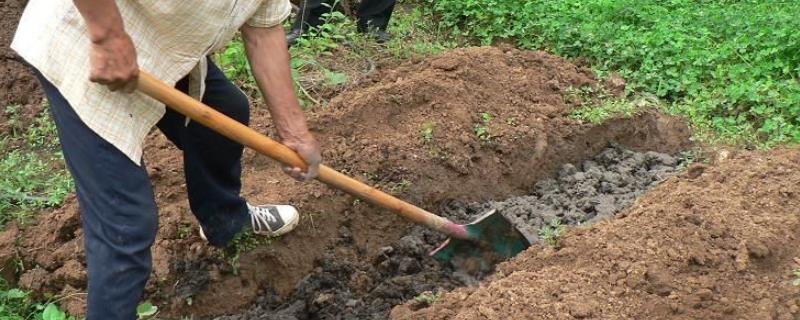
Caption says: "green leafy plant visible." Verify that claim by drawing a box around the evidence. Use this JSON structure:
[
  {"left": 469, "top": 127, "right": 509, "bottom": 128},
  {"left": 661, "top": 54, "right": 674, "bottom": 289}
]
[
  {"left": 42, "top": 303, "right": 67, "bottom": 320},
  {"left": 793, "top": 269, "right": 800, "bottom": 286},
  {"left": 224, "top": 231, "right": 272, "bottom": 275},
  {"left": 538, "top": 218, "right": 566, "bottom": 247},
  {"left": 420, "top": 122, "right": 435, "bottom": 143},
  {"left": 136, "top": 302, "right": 158, "bottom": 319},
  {"left": 0, "top": 105, "right": 73, "bottom": 229},
  {"left": 0, "top": 282, "right": 78, "bottom": 320},
  {"left": 389, "top": 179, "right": 412, "bottom": 195},
  {"left": 474, "top": 112, "right": 494, "bottom": 143},
  {"left": 570, "top": 99, "right": 639, "bottom": 124},
  {"left": 413, "top": 291, "right": 441, "bottom": 304}
]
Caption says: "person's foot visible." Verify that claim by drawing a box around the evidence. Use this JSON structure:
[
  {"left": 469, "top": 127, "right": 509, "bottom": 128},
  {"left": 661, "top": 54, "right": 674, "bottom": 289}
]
[
  {"left": 358, "top": 27, "right": 391, "bottom": 44},
  {"left": 287, "top": 28, "right": 304, "bottom": 47},
  {"left": 371, "top": 30, "right": 391, "bottom": 43},
  {"left": 199, "top": 203, "right": 300, "bottom": 241}
]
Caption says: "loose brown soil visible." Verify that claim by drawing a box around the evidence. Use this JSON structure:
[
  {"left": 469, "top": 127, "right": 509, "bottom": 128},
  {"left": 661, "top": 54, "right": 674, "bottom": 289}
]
[
  {"left": 0, "top": 0, "right": 45, "bottom": 134},
  {"left": 0, "top": 43, "right": 691, "bottom": 319},
  {"left": 395, "top": 149, "right": 800, "bottom": 320}
]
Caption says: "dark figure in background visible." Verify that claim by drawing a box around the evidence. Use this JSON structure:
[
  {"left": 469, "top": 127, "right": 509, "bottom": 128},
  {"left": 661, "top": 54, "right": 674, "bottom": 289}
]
[{"left": 287, "top": 0, "right": 396, "bottom": 45}]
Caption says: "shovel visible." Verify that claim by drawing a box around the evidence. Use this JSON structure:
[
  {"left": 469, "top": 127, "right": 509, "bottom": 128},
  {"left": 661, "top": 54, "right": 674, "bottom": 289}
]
[{"left": 136, "top": 70, "right": 531, "bottom": 263}]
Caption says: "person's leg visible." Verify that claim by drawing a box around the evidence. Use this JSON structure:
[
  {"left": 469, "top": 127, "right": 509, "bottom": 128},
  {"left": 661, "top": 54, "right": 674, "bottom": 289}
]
[
  {"left": 156, "top": 60, "right": 250, "bottom": 247},
  {"left": 291, "top": 0, "right": 324, "bottom": 30},
  {"left": 36, "top": 72, "right": 158, "bottom": 320},
  {"left": 357, "top": 0, "right": 396, "bottom": 33},
  {"left": 288, "top": 0, "right": 326, "bottom": 45}
]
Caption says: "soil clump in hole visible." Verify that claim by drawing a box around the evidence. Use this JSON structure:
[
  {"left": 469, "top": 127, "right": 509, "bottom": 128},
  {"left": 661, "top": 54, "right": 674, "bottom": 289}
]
[{"left": 213, "top": 145, "right": 683, "bottom": 320}]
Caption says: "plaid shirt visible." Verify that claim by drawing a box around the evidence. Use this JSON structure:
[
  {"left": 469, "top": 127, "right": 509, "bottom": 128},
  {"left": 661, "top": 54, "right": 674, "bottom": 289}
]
[{"left": 12, "top": 0, "right": 291, "bottom": 163}]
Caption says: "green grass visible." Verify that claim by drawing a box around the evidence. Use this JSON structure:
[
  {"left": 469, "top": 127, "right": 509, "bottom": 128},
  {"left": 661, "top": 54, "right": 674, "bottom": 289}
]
[
  {"left": 0, "top": 105, "right": 73, "bottom": 228},
  {"left": 426, "top": 0, "right": 800, "bottom": 148},
  {"left": 570, "top": 99, "right": 640, "bottom": 124}
]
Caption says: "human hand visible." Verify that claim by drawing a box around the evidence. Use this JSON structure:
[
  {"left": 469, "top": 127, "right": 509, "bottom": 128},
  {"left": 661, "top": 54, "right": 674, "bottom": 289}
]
[
  {"left": 281, "top": 134, "right": 321, "bottom": 181},
  {"left": 88, "top": 32, "right": 139, "bottom": 93}
]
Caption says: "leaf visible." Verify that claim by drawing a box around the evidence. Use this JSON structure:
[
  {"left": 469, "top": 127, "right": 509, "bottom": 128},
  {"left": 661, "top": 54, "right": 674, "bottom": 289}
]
[
  {"left": 42, "top": 304, "right": 66, "bottom": 320},
  {"left": 5, "top": 289, "right": 27, "bottom": 299},
  {"left": 136, "top": 302, "right": 158, "bottom": 318},
  {"left": 324, "top": 71, "right": 348, "bottom": 86}
]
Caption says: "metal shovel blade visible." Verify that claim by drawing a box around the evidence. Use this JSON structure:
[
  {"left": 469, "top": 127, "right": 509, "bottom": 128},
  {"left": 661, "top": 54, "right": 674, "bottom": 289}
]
[{"left": 429, "top": 209, "right": 532, "bottom": 264}]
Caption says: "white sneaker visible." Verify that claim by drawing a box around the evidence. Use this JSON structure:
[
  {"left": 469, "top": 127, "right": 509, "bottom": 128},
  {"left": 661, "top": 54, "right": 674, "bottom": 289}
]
[{"left": 199, "top": 203, "right": 300, "bottom": 241}]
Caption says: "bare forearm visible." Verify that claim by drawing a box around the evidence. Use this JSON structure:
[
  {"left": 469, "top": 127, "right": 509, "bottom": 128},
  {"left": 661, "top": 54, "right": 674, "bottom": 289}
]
[
  {"left": 242, "top": 24, "right": 310, "bottom": 142},
  {"left": 73, "top": 0, "right": 126, "bottom": 43}
]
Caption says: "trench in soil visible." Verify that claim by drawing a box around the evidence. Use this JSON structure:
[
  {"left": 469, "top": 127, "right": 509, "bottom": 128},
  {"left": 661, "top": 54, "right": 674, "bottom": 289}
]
[
  {"left": 1, "top": 47, "right": 694, "bottom": 319},
  {"left": 209, "top": 137, "right": 689, "bottom": 320}
]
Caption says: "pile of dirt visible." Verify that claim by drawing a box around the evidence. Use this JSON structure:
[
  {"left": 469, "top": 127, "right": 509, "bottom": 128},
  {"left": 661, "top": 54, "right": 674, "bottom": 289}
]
[
  {"left": 213, "top": 145, "right": 684, "bottom": 320},
  {"left": 396, "top": 149, "right": 800, "bottom": 320},
  {"left": 0, "top": 0, "right": 45, "bottom": 134},
  {"left": 0, "top": 45, "right": 690, "bottom": 318}
]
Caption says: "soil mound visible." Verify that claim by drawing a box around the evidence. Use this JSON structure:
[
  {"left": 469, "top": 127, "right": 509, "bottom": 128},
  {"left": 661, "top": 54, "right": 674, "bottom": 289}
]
[
  {"left": 395, "top": 149, "right": 800, "bottom": 320},
  {"left": 0, "top": 0, "right": 44, "bottom": 133},
  {"left": 0, "top": 46, "right": 690, "bottom": 318}
]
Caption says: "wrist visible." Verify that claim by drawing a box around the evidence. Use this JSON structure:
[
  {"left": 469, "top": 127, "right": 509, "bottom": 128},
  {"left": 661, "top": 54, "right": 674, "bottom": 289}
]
[{"left": 89, "top": 26, "right": 128, "bottom": 44}]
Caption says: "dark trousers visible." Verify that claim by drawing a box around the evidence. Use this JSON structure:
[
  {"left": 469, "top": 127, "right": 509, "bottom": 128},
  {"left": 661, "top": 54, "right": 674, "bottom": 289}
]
[
  {"left": 35, "top": 60, "right": 249, "bottom": 319},
  {"left": 292, "top": 0, "right": 396, "bottom": 32}
]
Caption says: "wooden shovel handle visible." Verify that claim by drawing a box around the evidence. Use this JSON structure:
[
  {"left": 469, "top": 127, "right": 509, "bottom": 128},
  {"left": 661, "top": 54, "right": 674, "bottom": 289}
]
[{"left": 136, "top": 71, "right": 465, "bottom": 238}]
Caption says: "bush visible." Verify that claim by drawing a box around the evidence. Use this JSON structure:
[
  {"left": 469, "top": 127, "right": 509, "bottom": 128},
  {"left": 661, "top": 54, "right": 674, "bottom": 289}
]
[{"left": 427, "top": 0, "right": 800, "bottom": 146}]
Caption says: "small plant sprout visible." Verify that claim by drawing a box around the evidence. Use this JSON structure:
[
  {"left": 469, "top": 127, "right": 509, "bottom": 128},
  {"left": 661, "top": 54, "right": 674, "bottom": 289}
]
[
  {"left": 413, "top": 291, "right": 441, "bottom": 305},
  {"left": 389, "top": 179, "right": 412, "bottom": 194},
  {"left": 506, "top": 116, "right": 518, "bottom": 126},
  {"left": 538, "top": 218, "right": 566, "bottom": 247},
  {"left": 177, "top": 223, "right": 193, "bottom": 240},
  {"left": 474, "top": 112, "right": 494, "bottom": 143},
  {"left": 420, "top": 122, "right": 435, "bottom": 143},
  {"left": 793, "top": 269, "right": 800, "bottom": 286}
]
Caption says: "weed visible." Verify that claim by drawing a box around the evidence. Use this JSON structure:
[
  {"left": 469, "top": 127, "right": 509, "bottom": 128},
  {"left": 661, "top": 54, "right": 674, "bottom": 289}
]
[
  {"left": 216, "top": 37, "right": 256, "bottom": 93},
  {"left": 474, "top": 112, "right": 493, "bottom": 143},
  {"left": 506, "top": 117, "right": 518, "bottom": 126},
  {"left": 215, "top": 5, "right": 459, "bottom": 109},
  {"left": 389, "top": 179, "right": 412, "bottom": 195},
  {"left": 177, "top": 223, "right": 193, "bottom": 240},
  {"left": 793, "top": 269, "right": 800, "bottom": 287},
  {"left": 136, "top": 301, "right": 158, "bottom": 319},
  {"left": 538, "top": 218, "right": 566, "bottom": 247},
  {"left": 570, "top": 99, "right": 639, "bottom": 124},
  {"left": 224, "top": 231, "right": 272, "bottom": 275},
  {"left": 0, "top": 280, "right": 79, "bottom": 320},
  {"left": 420, "top": 122, "right": 435, "bottom": 143},
  {"left": 25, "top": 111, "right": 59, "bottom": 149},
  {"left": 413, "top": 291, "right": 441, "bottom": 304}
]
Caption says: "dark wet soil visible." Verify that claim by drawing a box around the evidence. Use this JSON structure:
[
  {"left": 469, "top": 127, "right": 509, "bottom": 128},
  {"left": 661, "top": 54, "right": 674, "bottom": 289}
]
[{"left": 212, "top": 145, "right": 683, "bottom": 320}]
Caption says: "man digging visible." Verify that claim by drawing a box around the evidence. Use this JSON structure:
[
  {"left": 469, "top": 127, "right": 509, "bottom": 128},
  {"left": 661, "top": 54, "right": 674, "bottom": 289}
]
[{"left": 12, "top": 0, "right": 321, "bottom": 318}]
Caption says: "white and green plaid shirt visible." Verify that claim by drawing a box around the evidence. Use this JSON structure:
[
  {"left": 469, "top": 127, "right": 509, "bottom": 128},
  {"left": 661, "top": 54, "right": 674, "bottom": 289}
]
[{"left": 12, "top": 0, "right": 291, "bottom": 163}]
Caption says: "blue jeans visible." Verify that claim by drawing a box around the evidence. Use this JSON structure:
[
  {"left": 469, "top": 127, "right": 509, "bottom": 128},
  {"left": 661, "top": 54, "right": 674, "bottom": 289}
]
[{"left": 35, "top": 60, "right": 250, "bottom": 319}]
